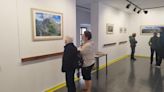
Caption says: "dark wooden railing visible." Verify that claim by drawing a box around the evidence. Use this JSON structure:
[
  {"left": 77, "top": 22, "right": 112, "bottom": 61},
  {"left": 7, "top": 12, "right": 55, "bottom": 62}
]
[
  {"left": 21, "top": 52, "right": 63, "bottom": 62},
  {"left": 119, "top": 41, "right": 128, "bottom": 45},
  {"left": 103, "top": 42, "right": 117, "bottom": 47}
]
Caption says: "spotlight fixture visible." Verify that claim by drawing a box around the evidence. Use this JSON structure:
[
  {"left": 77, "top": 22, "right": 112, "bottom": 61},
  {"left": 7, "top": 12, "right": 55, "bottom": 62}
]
[
  {"left": 144, "top": 10, "right": 148, "bottom": 14},
  {"left": 133, "top": 7, "right": 136, "bottom": 12},
  {"left": 126, "top": 4, "right": 131, "bottom": 9},
  {"left": 137, "top": 10, "right": 141, "bottom": 14},
  {"left": 126, "top": 0, "right": 148, "bottom": 14}
]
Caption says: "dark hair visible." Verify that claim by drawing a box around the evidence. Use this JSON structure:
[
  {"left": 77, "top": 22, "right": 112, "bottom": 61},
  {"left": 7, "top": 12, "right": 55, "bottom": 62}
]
[
  {"left": 84, "top": 31, "right": 92, "bottom": 40},
  {"left": 132, "top": 33, "right": 136, "bottom": 37}
]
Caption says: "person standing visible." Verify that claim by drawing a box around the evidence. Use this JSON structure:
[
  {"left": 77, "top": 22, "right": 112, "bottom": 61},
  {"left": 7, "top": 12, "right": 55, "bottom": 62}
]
[
  {"left": 149, "top": 32, "right": 159, "bottom": 65},
  {"left": 129, "top": 33, "right": 137, "bottom": 61},
  {"left": 62, "top": 36, "right": 78, "bottom": 92},
  {"left": 78, "top": 31, "right": 95, "bottom": 92},
  {"left": 156, "top": 30, "right": 164, "bottom": 67}
]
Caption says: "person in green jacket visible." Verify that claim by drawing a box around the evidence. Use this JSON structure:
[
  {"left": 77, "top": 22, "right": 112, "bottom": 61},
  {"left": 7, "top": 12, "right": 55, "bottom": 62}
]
[
  {"left": 129, "top": 33, "right": 137, "bottom": 61},
  {"left": 148, "top": 32, "right": 159, "bottom": 65}
]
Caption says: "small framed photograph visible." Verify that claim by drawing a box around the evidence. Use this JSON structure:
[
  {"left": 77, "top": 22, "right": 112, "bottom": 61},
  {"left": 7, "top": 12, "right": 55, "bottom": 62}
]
[{"left": 106, "top": 23, "right": 114, "bottom": 34}]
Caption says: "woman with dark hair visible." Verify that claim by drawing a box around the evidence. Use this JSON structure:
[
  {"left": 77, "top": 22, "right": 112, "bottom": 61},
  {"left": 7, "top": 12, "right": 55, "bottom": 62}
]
[{"left": 78, "top": 31, "right": 95, "bottom": 92}]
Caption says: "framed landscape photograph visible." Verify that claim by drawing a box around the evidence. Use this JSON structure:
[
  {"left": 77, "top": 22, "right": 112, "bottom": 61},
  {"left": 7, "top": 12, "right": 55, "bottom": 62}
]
[
  {"left": 32, "top": 8, "right": 63, "bottom": 41},
  {"left": 106, "top": 23, "right": 114, "bottom": 34},
  {"left": 141, "top": 25, "right": 163, "bottom": 35}
]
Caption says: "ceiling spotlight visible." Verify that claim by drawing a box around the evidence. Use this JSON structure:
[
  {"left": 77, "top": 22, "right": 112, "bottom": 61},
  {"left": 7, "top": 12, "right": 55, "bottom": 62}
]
[
  {"left": 133, "top": 7, "right": 136, "bottom": 12},
  {"left": 144, "top": 10, "right": 148, "bottom": 14},
  {"left": 137, "top": 10, "right": 141, "bottom": 14},
  {"left": 126, "top": 4, "right": 131, "bottom": 9}
]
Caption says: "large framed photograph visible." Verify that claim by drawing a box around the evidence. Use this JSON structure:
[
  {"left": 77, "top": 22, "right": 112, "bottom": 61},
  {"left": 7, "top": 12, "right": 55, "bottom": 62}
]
[
  {"left": 106, "top": 23, "right": 114, "bottom": 34},
  {"left": 141, "top": 25, "right": 164, "bottom": 35},
  {"left": 31, "top": 8, "right": 63, "bottom": 41}
]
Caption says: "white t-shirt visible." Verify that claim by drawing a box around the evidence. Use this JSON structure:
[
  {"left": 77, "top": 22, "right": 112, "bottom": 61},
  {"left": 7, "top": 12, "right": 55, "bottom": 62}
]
[{"left": 78, "top": 41, "right": 95, "bottom": 67}]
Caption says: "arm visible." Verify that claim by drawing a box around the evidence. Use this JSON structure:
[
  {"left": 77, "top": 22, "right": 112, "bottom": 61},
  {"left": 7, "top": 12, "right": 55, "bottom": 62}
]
[
  {"left": 134, "top": 38, "right": 137, "bottom": 44},
  {"left": 78, "top": 43, "right": 90, "bottom": 55},
  {"left": 149, "top": 38, "right": 152, "bottom": 46},
  {"left": 129, "top": 36, "right": 132, "bottom": 44}
]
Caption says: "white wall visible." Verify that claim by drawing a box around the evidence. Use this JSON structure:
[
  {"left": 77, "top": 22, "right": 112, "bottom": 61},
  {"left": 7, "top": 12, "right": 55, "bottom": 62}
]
[
  {"left": 91, "top": 1, "right": 99, "bottom": 51},
  {"left": 2, "top": 0, "right": 163, "bottom": 92},
  {"left": 76, "top": 7, "right": 90, "bottom": 46},
  {"left": 91, "top": 2, "right": 130, "bottom": 65},
  {"left": 0, "top": 0, "right": 76, "bottom": 92},
  {"left": 129, "top": 8, "right": 164, "bottom": 56},
  {"left": 0, "top": 0, "right": 20, "bottom": 92}
]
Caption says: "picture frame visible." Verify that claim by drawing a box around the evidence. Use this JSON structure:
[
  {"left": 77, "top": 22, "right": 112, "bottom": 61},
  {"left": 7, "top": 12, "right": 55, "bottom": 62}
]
[
  {"left": 120, "top": 27, "right": 127, "bottom": 33},
  {"left": 106, "top": 23, "right": 114, "bottom": 34},
  {"left": 124, "top": 28, "right": 127, "bottom": 33},
  {"left": 120, "top": 27, "right": 124, "bottom": 33},
  {"left": 140, "top": 25, "right": 163, "bottom": 35},
  {"left": 31, "top": 8, "right": 63, "bottom": 41}
]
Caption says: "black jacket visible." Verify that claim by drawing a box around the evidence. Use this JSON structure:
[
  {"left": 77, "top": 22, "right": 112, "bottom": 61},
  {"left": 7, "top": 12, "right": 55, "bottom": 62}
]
[
  {"left": 62, "top": 43, "right": 78, "bottom": 72},
  {"left": 156, "top": 31, "right": 164, "bottom": 58},
  {"left": 149, "top": 36, "right": 159, "bottom": 49}
]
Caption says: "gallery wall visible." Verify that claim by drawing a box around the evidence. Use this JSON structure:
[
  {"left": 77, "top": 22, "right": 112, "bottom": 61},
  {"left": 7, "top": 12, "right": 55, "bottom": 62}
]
[
  {"left": 90, "top": 1, "right": 130, "bottom": 65},
  {"left": 0, "top": 0, "right": 20, "bottom": 92},
  {"left": 1, "top": 0, "right": 163, "bottom": 92},
  {"left": 91, "top": 1, "right": 99, "bottom": 51},
  {"left": 129, "top": 7, "right": 164, "bottom": 57},
  {"left": 76, "top": 7, "right": 91, "bottom": 46},
  {"left": 0, "top": 0, "right": 76, "bottom": 92}
]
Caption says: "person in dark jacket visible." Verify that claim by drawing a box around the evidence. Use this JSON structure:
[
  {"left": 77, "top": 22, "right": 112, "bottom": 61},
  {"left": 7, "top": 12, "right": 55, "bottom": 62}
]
[
  {"left": 149, "top": 32, "right": 159, "bottom": 65},
  {"left": 129, "top": 33, "right": 137, "bottom": 61},
  {"left": 157, "top": 30, "right": 164, "bottom": 58},
  {"left": 62, "top": 36, "right": 78, "bottom": 92},
  {"left": 156, "top": 30, "right": 164, "bottom": 67}
]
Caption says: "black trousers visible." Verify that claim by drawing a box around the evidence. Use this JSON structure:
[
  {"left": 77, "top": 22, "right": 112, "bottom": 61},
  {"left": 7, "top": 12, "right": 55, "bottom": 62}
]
[
  {"left": 65, "top": 70, "right": 76, "bottom": 92},
  {"left": 156, "top": 57, "right": 162, "bottom": 66},
  {"left": 131, "top": 46, "right": 136, "bottom": 59},
  {"left": 150, "top": 48, "right": 158, "bottom": 64}
]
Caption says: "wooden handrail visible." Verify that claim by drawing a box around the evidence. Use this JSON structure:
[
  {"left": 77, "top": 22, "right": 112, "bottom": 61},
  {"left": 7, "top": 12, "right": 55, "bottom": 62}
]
[
  {"left": 119, "top": 41, "right": 128, "bottom": 45},
  {"left": 103, "top": 43, "right": 117, "bottom": 47},
  {"left": 21, "top": 52, "right": 63, "bottom": 62}
]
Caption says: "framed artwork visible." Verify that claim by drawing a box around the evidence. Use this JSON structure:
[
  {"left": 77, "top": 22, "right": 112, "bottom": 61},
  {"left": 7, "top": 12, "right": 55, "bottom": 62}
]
[
  {"left": 124, "top": 28, "right": 127, "bottom": 33},
  {"left": 31, "top": 8, "right": 63, "bottom": 41},
  {"left": 106, "top": 23, "right": 114, "bottom": 34},
  {"left": 120, "top": 27, "right": 127, "bottom": 33},
  {"left": 120, "top": 27, "right": 124, "bottom": 33},
  {"left": 140, "top": 25, "right": 163, "bottom": 35}
]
